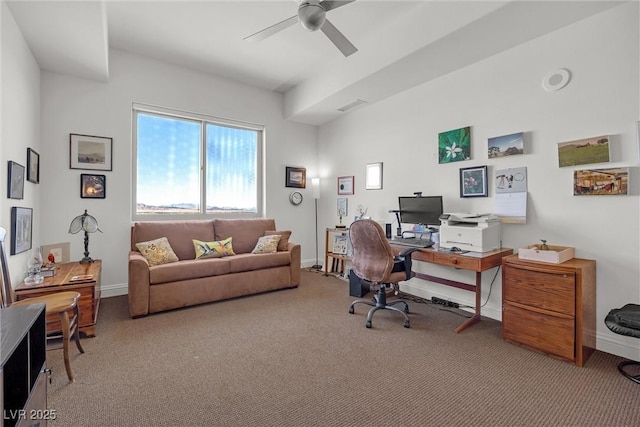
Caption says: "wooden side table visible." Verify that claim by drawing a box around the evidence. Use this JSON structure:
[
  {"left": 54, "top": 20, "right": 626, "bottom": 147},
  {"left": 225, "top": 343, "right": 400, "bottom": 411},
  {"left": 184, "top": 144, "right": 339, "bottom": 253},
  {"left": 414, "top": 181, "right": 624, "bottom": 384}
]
[{"left": 15, "top": 260, "right": 102, "bottom": 337}]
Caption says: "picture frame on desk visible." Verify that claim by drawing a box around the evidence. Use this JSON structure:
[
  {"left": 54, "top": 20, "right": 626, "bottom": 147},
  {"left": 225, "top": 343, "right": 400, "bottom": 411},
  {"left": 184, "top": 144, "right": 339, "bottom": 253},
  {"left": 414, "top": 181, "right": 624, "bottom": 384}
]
[{"left": 41, "top": 242, "right": 71, "bottom": 264}]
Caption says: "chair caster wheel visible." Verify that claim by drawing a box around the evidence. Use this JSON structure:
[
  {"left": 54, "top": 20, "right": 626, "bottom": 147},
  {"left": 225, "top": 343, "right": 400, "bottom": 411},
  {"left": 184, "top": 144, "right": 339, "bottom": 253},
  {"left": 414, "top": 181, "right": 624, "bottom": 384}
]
[
  {"left": 366, "top": 320, "right": 372, "bottom": 328},
  {"left": 349, "top": 307, "right": 354, "bottom": 314},
  {"left": 404, "top": 321, "right": 410, "bottom": 328}
]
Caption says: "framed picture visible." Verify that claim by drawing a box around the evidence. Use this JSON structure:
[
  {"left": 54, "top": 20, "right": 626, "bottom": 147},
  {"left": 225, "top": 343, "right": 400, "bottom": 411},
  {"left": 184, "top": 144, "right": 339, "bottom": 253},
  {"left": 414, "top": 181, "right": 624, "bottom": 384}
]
[
  {"left": 488, "top": 132, "right": 524, "bottom": 158},
  {"left": 557, "top": 135, "right": 610, "bottom": 167},
  {"left": 81, "top": 174, "right": 106, "bottom": 198},
  {"left": 41, "top": 242, "right": 71, "bottom": 264},
  {"left": 365, "top": 162, "right": 383, "bottom": 190},
  {"left": 70, "top": 133, "right": 113, "bottom": 171},
  {"left": 439, "top": 126, "right": 471, "bottom": 164},
  {"left": 10, "top": 207, "right": 32, "bottom": 255},
  {"left": 460, "top": 165, "right": 488, "bottom": 198},
  {"left": 573, "top": 168, "right": 629, "bottom": 196},
  {"left": 337, "top": 176, "right": 354, "bottom": 195},
  {"left": 27, "top": 148, "right": 40, "bottom": 183},
  {"left": 7, "top": 161, "right": 25, "bottom": 199},
  {"left": 337, "top": 197, "right": 348, "bottom": 218},
  {"left": 285, "top": 166, "right": 306, "bottom": 188}
]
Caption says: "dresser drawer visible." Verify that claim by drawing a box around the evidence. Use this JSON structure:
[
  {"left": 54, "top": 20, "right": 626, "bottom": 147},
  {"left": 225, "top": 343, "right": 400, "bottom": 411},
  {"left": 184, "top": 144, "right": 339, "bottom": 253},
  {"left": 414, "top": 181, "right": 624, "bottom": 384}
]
[
  {"left": 503, "top": 264, "right": 575, "bottom": 315},
  {"left": 503, "top": 303, "right": 575, "bottom": 361},
  {"left": 432, "top": 252, "right": 479, "bottom": 270}
]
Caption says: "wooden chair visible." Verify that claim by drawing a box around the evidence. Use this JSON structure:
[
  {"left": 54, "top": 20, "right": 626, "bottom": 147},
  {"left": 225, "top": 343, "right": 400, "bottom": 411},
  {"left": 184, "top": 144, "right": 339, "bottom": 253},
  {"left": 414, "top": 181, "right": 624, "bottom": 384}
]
[{"left": 0, "top": 227, "right": 84, "bottom": 382}]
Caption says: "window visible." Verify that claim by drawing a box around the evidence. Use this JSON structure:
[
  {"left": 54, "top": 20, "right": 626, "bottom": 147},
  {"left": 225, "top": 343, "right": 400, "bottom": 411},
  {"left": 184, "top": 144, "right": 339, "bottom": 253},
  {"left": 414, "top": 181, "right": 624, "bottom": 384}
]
[{"left": 133, "top": 104, "right": 263, "bottom": 220}]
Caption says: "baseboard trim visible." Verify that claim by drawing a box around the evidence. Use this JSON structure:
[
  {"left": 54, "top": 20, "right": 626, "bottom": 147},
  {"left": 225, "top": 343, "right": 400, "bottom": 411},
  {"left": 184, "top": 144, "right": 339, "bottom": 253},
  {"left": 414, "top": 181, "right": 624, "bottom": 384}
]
[{"left": 101, "top": 282, "right": 128, "bottom": 298}]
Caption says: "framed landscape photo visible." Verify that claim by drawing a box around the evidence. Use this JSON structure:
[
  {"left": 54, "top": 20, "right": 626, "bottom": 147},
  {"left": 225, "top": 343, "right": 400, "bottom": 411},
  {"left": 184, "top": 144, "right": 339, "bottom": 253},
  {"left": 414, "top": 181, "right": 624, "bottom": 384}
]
[
  {"left": 285, "top": 166, "right": 306, "bottom": 188},
  {"left": 7, "top": 161, "right": 25, "bottom": 199},
  {"left": 70, "top": 133, "right": 113, "bottom": 171},
  {"left": 27, "top": 148, "right": 40, "bottom": 183},
  {"left": 557, "top": 135, "right": 610, "bottom": 167},
  {"left": 460, "top": 165, "right": 488, "bottom": 198},
  {"left": 337, "top": 176, "right": 354, "bottom": 195},
  {"left": 11, "top": 207, "right": 32, "bottom": 255},
  {"left": 81, "top": 174, "right": 106, "bottom": 199}
]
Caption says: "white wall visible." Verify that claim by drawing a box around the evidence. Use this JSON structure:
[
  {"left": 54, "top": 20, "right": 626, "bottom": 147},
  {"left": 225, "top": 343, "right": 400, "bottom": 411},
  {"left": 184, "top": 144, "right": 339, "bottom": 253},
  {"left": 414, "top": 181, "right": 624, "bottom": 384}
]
[
  {"left": 1, "top": 1, "right": 41, "bottom": 288},
  {"left": 39, "top": 49, "right": 318, "bottom": 297},
  {"left": 317, "top": 2, "right": 640, "bottom": 359}
]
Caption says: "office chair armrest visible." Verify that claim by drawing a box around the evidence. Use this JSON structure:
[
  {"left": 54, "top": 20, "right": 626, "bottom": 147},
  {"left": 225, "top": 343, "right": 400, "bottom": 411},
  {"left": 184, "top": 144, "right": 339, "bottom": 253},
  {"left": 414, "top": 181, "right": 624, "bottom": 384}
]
[{"left": 396, "top": 247, "right": 422, "bottom": 280}]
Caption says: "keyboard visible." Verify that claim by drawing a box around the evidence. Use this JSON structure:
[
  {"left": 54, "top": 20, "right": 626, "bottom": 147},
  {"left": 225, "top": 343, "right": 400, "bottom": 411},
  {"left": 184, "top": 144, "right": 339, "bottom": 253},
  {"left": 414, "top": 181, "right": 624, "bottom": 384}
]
[{"left": 390, "top": 237, "right": 434, "bottom": 248}]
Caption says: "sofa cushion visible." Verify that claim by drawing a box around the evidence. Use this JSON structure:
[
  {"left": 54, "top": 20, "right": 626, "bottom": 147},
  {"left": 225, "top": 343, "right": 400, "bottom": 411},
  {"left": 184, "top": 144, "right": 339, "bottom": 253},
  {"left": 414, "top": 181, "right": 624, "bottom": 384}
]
[
  {"left": 149, "top": 258, "right": 231, "bottom": 285},
  {"left": 251, "top": 235, "right": 281, "bottom": 254},
  {"left": 265, "top": 230, "right": 291, "bottom": 251},
  {"left": 136, "top": 237, "right": 179, "bottom": 266},
  {"left": 132, "top": 220, "right": 215, "bottom": 260},
  {"left": 226, "top": 252, "right": 291, "bottom": 274},
  {"left": 213, "top": 218, "right": 277, "bottom": 254},
  {"left": 193, "top": 237, "right": 235, "bottom": 259}
]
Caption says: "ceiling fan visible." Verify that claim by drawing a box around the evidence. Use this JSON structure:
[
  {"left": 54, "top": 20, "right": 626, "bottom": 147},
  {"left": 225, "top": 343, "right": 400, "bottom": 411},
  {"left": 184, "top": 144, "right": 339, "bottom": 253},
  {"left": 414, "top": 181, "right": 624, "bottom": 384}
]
[{"left": 244, "top": 0, "right": 358, "bottom": 57}]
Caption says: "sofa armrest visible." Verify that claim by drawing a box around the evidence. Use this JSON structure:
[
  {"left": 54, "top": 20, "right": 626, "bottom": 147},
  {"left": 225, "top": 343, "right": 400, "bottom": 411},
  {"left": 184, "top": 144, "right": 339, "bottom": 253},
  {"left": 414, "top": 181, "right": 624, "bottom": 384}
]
[
  {"left": 128, "top": 251, "right": 151, "bottom": 318},
  {"left": 288, "top": 242, "right": 301, "bottom": 286}
]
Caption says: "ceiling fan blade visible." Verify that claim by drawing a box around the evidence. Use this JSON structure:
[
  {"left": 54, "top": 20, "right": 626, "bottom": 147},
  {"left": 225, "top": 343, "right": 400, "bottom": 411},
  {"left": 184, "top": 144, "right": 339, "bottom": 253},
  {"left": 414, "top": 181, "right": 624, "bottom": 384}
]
[
  {"left": 244, "top": 15, "right": 298, "bottom": 43},
  {"left": 321, "top": 0, "right": 356, "bottom": 13},
  {"left": 320, "top": 19, "right": 357, "bottom": 57}
]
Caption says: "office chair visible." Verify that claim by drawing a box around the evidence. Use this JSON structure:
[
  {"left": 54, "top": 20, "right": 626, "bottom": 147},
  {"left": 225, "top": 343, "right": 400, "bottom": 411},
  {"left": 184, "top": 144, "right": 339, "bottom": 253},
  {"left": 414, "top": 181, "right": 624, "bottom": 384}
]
[
  {"left": 0, "top": 227, "right": 85, "bottom": 382},
  {"left": 348, "top": 219, "right": 419, "bottom": 328},
  {"left": 605, "top": 304, "right": 640, "bottom": 384}
]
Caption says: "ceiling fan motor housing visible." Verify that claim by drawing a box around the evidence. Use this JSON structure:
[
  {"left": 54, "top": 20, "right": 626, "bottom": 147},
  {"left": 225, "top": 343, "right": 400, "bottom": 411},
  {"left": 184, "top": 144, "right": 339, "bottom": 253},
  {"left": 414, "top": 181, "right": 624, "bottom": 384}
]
[{"left": 298, "top": 1, "right": 327, "bottom": 31}]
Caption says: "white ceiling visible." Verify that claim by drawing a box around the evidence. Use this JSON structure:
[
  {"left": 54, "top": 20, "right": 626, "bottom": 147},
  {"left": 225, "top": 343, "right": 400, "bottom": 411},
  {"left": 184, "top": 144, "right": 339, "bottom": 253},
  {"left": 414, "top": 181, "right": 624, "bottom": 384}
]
[{"left": 5, "top": 0, "right": 623, "bottom": 125}]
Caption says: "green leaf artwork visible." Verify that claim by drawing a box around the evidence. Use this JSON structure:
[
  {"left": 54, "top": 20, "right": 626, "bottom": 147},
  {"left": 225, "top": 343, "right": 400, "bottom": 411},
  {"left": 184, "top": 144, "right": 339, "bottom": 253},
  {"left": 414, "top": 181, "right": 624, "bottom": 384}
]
[{"left": 438, "top": 126, "right": 471, "bottom": 164}]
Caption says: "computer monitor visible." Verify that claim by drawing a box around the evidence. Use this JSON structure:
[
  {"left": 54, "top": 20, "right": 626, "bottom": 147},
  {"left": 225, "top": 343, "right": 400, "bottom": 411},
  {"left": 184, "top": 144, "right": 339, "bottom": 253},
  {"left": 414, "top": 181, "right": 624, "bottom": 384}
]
[{"left": 398, "top": 196, "right": 443, "bottom": 227}]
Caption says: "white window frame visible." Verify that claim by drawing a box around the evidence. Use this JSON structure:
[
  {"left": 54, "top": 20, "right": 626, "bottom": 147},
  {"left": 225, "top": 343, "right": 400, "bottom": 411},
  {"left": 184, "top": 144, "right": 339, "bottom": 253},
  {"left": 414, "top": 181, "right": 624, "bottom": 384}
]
[{"left": 132, "top": 103, "right": 264, "bottom": 221}]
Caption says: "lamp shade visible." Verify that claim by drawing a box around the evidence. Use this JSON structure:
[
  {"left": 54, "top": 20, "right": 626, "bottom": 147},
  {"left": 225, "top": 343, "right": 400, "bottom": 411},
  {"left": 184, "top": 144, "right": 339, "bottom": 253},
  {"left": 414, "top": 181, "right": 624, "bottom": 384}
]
[{"left": 312, "top": 177, "right": 320, "bottom": 199}]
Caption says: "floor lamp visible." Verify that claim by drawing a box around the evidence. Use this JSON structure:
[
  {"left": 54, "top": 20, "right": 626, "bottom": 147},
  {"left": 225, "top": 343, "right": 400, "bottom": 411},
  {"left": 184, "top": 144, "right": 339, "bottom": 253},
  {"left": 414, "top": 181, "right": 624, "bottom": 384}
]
[{"left": 311, "top": 178, "right": 322, "bottom": 270}]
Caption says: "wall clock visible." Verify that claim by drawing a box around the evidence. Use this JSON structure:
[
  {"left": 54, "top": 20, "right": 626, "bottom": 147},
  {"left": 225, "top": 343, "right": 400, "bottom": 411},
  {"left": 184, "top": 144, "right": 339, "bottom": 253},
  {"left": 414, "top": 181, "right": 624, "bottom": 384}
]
[{"left": 289, "top": 191, "right": 303, "bottom": 206}]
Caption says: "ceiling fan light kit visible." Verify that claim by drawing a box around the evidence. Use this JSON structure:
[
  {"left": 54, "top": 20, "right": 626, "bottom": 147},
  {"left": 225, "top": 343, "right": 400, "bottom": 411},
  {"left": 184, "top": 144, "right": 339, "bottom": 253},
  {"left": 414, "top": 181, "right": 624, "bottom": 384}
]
[
  {"left": 299, "top": 1, "right": 327, "bottom": 31},
  {"left": 245, "top": 0, "right": 358, "bottom": 57}
]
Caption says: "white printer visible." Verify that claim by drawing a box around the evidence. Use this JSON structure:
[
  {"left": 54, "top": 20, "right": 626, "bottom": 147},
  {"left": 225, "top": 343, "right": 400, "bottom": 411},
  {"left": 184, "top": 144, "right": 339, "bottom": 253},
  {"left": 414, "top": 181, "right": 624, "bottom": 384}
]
[{"left": 439, "top": 213, "right": 501, "bottom": 253}]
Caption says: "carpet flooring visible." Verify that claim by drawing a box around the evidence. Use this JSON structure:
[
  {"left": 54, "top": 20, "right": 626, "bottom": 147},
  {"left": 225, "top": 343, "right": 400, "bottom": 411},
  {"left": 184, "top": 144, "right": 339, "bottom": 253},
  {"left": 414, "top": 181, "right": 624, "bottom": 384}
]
[{"left": 45, "top": 269, "right": 640, "bottom": 426}]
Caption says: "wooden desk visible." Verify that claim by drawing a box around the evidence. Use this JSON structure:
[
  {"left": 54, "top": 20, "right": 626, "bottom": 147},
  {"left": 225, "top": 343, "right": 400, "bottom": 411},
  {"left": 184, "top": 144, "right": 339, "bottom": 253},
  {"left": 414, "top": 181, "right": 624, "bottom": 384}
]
[
  {"left": 390, "top": 246, "right": 513, "bottom": 333},
  {"left": 15, "top": 260, "right": 102, "bottom": 337}
]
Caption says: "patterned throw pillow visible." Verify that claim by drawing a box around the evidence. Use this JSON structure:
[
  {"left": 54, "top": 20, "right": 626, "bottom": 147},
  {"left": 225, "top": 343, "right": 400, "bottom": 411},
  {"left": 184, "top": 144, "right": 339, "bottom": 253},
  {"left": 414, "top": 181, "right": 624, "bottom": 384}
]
[
  {"left": 135, "top": 237, "right": 179, "bottom": 266},
  {"left": 264, "top": 230, "right": 291, "bottom": 251},
  {"left": 193, "top": 237, "right": 235, "bottom": 259},
  {"left": 251, "top": 235, "right": 281, "bottom": 254}
]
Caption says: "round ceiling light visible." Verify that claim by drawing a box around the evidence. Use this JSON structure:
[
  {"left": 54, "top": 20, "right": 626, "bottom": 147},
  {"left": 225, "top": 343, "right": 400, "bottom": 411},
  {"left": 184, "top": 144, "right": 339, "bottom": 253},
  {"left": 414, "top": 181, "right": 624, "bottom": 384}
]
[
  {"left": 298, "top": 1, "right": 326, "bottom": 31},
  {"left": 542, "top": 68, "right": 571, "bottom": 92}
]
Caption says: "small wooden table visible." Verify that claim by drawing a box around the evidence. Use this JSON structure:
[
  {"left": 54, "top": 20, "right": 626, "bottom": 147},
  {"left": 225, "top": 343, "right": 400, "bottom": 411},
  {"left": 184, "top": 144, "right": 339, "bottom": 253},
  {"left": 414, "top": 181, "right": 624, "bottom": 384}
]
[{"left": 16, "top": 260, "right": 102, "bottom": 337}]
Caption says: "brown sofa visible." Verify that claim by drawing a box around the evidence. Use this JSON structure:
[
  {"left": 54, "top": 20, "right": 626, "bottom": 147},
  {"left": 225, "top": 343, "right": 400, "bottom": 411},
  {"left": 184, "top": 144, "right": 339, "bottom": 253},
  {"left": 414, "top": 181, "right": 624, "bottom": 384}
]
[{"left": 128, "top": 218, "right": 300, "bottom": 318}]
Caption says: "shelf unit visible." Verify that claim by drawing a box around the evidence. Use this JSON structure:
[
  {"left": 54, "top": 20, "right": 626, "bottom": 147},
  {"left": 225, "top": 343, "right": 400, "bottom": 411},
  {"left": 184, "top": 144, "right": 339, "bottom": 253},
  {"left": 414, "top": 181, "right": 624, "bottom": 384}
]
[
  {"left": 502, "top": 254, "right": 596, "bottom": 367},
  {"left": 1, "top": 304, "right": 48, "bottom": 427},
  {"left": 324, "top": 228, "right": 350, "bottom": 277}
]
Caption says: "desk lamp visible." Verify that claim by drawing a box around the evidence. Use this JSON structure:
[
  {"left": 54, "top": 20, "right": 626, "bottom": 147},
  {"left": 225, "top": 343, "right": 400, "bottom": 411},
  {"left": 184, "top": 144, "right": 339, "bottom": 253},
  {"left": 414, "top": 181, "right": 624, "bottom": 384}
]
[{"left": 69, "top": 209, "right": 102, "bottom": 264}]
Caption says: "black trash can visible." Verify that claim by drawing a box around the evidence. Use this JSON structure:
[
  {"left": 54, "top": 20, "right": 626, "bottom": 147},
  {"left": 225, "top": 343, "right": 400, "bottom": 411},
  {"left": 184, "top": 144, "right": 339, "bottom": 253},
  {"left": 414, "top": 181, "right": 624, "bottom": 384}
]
[{"left": 348, "top": 269, "right": 370, "bottom": 297}]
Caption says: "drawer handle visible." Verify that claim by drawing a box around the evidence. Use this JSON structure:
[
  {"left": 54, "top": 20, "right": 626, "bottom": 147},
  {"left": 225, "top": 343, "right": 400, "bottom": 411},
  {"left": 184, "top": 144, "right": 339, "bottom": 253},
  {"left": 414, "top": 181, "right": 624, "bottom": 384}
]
[{"left": 451, "top": 259, "right": 458, "bottom": 264}]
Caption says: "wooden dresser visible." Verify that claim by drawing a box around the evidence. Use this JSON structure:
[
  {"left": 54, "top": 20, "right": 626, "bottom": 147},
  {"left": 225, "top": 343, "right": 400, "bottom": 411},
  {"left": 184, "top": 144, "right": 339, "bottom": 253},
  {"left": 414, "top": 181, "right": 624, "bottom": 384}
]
[{"left": 501, "top": 254, "right": 596, "bottom": 367}]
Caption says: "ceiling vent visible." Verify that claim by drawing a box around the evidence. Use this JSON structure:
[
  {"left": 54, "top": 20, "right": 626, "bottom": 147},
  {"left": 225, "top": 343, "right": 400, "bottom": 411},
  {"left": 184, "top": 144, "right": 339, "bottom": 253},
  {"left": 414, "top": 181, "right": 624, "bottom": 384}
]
[{"left": 338, "top": 99, "right": 368, "bottom": 112}]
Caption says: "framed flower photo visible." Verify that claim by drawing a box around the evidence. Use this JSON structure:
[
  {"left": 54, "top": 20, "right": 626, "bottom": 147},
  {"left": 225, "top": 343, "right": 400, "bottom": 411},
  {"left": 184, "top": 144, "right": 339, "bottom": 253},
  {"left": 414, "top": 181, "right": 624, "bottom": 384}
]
[
  {"left": 439, "top": 126, "right": 471, "bottom": 164},
  {"left": 460, "top": 165, "right": 488, "bottom": 198}
]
